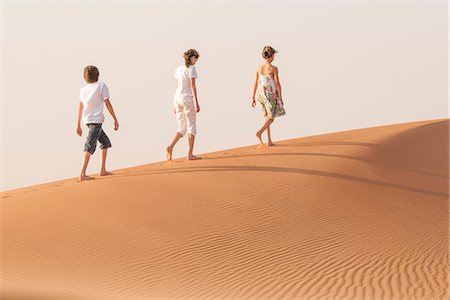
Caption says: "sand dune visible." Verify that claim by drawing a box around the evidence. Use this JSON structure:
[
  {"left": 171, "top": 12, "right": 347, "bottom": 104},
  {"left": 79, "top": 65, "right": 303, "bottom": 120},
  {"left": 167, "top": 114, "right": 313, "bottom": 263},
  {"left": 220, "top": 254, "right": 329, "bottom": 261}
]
[{"left": 1, "top": 119, "right": 448, "bottom": 300}]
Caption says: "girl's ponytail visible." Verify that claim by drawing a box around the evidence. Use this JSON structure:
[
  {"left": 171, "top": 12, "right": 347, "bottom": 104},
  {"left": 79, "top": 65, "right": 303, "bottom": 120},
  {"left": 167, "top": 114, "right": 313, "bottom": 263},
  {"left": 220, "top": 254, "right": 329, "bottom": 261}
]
[
  {"left": 262, "top": 46, "right": 277, "bottom": 59},
  {"left": 184, "top": 49, "right": 200, "bottom": 67}
]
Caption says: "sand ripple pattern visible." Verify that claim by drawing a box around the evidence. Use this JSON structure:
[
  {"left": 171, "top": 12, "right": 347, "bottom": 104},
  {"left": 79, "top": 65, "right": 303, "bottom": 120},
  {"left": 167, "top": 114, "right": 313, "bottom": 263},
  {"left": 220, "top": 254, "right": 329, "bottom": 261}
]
[{"left": 2, "top": 119, "right": 448, "bottom": 299}]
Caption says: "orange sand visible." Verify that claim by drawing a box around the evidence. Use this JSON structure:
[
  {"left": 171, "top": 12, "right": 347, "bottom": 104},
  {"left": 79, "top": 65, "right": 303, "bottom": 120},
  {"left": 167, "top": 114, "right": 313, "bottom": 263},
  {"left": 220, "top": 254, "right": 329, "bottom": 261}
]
[{"left": 1, "top": 119, "right": 448, "bottom": 299}]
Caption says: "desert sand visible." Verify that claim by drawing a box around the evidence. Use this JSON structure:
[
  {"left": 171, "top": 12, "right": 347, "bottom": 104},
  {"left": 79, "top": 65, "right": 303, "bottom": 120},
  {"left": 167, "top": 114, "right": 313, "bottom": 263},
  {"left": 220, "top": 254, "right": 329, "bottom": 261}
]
[{"left": 1, "top": 119, "right": 448, "bottom": 300}]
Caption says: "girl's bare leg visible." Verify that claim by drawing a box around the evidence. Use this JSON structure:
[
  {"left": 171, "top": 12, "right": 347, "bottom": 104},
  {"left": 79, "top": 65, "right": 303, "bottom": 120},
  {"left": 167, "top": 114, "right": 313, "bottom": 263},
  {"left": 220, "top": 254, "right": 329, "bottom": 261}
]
[
  {"left": 267, "top": 124, "right": 274, "bottom": 146},
  {"left": 79, "top": 152, "right": 94, "bottom": 181},
  {"left": 256, "top": 116, "right": 273, "bottom": 147},
  {"left": 99, "top": 149, "right": 112, "bottom": 176},
  {"left": 166, "top": 132, "right": 182, "bottom": 161},
  {"left": 187, "top": 134, "right": 201, "bottom": 160}
]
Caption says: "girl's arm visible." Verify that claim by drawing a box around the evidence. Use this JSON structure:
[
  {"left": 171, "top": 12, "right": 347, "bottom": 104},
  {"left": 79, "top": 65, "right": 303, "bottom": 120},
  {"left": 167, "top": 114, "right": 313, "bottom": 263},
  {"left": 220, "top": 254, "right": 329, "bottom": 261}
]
[
  {"left": 105, "top": 99, "right": 119, "bottom": 130},
  {"left": 273, "top": 67, "right": 283, "bottom": 104},
  {"left": 76, "top": 101, "right": 83, "bottom": 136},
  {"left": 174, "top": 80, "right": 178, "bottom": 113},
  {"left": 251, "top": 69, "right": 259, "bottom": 107},
  {"left": 190, "top": 78, "right": 200, "bottom": 112}
]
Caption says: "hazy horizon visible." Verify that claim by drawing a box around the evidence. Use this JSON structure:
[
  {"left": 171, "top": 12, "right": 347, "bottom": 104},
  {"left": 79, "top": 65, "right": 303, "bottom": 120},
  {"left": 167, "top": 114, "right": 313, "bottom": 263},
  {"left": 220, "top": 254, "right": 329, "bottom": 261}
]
[{"left": 1, "top": 1, "right": 448, "bottom": 191}]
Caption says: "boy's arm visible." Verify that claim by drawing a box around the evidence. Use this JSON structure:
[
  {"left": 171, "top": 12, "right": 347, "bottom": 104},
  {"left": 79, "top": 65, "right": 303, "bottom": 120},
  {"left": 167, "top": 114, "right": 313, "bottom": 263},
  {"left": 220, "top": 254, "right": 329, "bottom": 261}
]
[
  {"left": 76, "top": 101, "right": 83, "bottom": 136},
  {"left": 104, "top": 99, "right": 119, "bottom": 130},
  {"left": 273, "top": 67, "right": 283, "bottom": 104},
  {"left": 190, "top": 78, "right": 200, "bottom": 113}
]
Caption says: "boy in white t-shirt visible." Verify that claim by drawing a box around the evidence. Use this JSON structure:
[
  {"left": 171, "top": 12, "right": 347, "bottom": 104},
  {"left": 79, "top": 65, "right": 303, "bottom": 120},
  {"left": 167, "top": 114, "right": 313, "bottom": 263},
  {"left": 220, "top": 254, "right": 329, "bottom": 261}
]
[
  {"left": 166, "top": 49, "right": 201, "bottom": 161},
  {"left": 76, "top": 65, "right": 119, "bottom": 181}
]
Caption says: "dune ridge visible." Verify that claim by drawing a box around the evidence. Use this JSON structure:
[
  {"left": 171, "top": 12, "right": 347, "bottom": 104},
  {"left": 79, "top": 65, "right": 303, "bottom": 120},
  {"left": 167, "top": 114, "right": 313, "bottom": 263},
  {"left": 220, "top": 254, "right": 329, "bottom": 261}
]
[{"left": 1, "top": 119, "right": 448, "bottom": 299}]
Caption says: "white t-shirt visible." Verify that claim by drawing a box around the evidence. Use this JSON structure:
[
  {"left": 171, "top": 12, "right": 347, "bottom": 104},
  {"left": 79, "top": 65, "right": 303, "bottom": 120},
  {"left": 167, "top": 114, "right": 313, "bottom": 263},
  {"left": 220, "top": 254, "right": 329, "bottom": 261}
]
[
  {"left": 174, "top": 65, "right": 198, "bottom": 99},
  {"left": 79, "top": 81, "right": 110, "bottom": 124}
]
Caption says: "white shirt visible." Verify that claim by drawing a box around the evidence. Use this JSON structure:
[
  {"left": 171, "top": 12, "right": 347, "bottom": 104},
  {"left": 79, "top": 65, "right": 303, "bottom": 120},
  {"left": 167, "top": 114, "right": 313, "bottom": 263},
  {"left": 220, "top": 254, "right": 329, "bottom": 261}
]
[
  {"left": 174, "top": 65, "right": 198, "bottom": 98},
  {"left": 79, "top": 81, "right": 110, "bottom": 124}
]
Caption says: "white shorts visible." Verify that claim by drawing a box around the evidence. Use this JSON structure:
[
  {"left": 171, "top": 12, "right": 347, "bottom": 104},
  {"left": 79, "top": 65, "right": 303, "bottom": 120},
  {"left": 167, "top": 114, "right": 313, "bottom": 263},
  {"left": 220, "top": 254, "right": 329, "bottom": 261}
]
[{"left": 174, "top": 95, "right": 197, "bottom": 137}]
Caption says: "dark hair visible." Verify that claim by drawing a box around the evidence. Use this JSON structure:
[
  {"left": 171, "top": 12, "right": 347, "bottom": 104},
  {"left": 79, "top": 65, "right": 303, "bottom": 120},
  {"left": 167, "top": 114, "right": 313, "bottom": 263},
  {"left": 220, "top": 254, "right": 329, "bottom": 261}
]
[
  {"left": 183, "top": 49, "right": 200, "bottom": 67},
  {"left": 262, "top": 46, "right": 277, "bottom": 59},
  {"left": 84, "top": 65, "right": 99, "bottom": 83}
]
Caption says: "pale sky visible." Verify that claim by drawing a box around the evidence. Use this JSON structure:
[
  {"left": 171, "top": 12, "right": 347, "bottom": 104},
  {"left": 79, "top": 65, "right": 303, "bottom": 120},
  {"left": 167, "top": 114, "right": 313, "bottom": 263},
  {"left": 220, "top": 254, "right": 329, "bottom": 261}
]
[{"left": 1, "top": 0, "right": 448, "bottom": 191}]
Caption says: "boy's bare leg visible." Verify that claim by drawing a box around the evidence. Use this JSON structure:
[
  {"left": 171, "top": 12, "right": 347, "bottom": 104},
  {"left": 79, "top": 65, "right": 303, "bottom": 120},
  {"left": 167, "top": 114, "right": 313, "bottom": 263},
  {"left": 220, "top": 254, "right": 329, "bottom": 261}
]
[
  {"left": 79, "top": 151, "right": 94, "bottom": 181},
  {"left": 256, "top": 116, "right": 273, "bottom": 148},
  {"left": 187, "top": 134, "right": 201, "bottom": 160},
  {"left": 99, "top": 149, "right": 112, "bottom": 176},
  {"left": 166, "top": 132, "right": 182, "bottom": 161}
]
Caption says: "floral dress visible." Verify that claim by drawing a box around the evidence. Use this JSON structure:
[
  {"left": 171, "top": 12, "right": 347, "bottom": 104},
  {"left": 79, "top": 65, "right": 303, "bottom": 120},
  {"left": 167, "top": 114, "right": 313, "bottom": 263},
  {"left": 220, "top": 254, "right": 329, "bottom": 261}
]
[{"left": 255, "top": 74, "right": 286, "bottom": 119}]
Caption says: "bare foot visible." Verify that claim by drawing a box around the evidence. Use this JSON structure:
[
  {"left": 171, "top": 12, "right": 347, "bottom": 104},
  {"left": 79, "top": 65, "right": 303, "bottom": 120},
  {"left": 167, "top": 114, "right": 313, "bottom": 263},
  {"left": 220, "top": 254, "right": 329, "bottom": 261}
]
[
  {"left": 166, "top": 146, "right": 173, "bottom": 161},
  {"left": 188, "top": 155, "right": 201, "bottom": 160},
  {"left": 256, "top": 132, "right": 264, "bottom": 148},
  {"left": 79, "top": 175, "right": 94, "bottom": 182},
  {"left": 99, "top": 171, "right": 113, "bottom": 176},
  {"left": 267, "top": 141, "right": 274, "bottom": 147}
]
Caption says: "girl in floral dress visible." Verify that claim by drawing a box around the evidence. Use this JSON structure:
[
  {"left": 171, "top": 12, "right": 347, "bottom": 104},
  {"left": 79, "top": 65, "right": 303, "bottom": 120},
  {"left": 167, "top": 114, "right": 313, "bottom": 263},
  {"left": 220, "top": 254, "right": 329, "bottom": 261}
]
[{"left": 251, "top": 46, "right": 285, "bottom": 147}]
